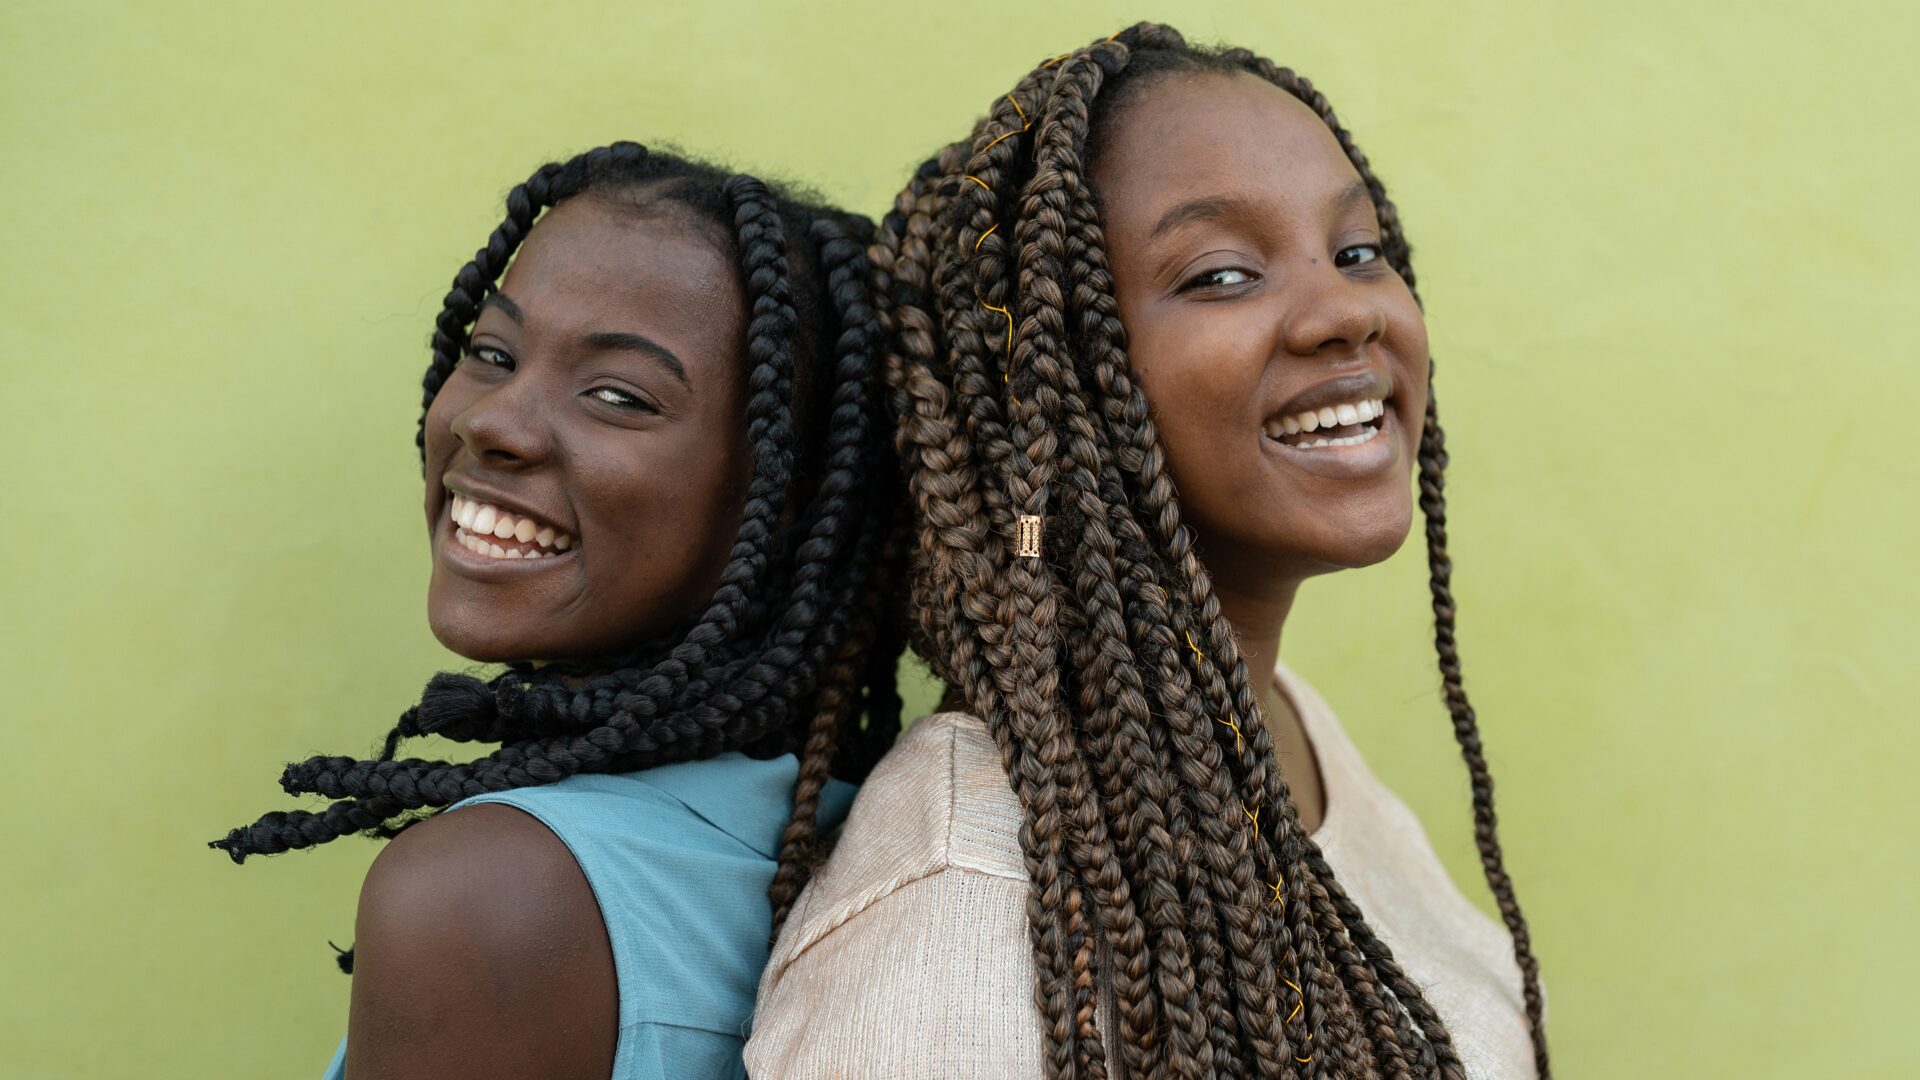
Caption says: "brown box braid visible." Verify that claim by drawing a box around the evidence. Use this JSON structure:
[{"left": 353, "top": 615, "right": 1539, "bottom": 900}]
[{"left": 844, "top": 24, "right": 1550, "bottom": 1079}]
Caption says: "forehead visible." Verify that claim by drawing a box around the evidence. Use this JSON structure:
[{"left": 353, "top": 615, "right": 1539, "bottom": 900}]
[
  {"left": 498, "top": 195, "right": 741, "bottom": 335},
  {"left": 1091, "top": 70, "right": 1365, "bottom": 230}
]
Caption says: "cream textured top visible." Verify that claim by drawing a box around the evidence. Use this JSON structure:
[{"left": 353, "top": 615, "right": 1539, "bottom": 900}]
[{"left": 746, "top": 662, "right": 1538, "bottom": 1078}]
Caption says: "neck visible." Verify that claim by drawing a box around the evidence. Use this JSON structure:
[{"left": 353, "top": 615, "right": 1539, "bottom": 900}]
[
  {"left": 1209, "top": 569, "right": 1298, "bottom": 681},
  {"left": 1210, "top": 565, "right": 1328, "bottom": 833}
]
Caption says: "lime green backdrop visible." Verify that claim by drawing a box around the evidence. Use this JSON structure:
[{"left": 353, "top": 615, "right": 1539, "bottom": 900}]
[{"left": 4, "top": 2, "right": 1914, "bottom": 1077}]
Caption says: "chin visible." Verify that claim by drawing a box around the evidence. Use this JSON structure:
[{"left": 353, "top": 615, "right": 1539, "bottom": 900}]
[
  {"left": 1342, "top": 523, "right": 1413, "bottom": 569},
  {"left": 428, "top": 617, "right": 532, "bottom": 665},
  {"left": 1282, "top": 499, "right": 1415, "bottom": 576},
  {"left": 426, "top": 593, "right": 560, "bottom": 664}
]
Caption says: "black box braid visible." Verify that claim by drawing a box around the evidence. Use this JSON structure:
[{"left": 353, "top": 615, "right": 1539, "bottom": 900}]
[{"left": 210, "top": 145, "right": 908, "bottom": 942}]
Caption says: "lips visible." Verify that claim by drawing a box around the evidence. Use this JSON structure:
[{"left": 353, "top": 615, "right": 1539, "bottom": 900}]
[{"left": 1261, "top": 371, "right": 1394, "bottom": 450}]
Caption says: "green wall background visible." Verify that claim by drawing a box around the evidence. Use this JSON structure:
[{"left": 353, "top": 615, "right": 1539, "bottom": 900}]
[{"left": 4, "top": 2, "right": 1914, "bottom": 1076}]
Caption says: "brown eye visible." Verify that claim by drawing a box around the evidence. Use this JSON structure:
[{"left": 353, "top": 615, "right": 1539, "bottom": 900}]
[
  {"left": 1334, "top": 244, "right": 1381, "bottom": 269},
  {"left": 588, "top": 386, "right": 655, "bottom": 412},
  {"left": 1182, "top": 267, "right": 1255, "bottom": 291},
  {"left": 464, "top": 345, "right": 515, "bottom": 370}
]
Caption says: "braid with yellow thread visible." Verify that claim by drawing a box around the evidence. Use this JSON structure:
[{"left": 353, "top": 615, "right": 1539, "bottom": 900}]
[{"left": 869, "top": 24, "right": 1548, "bottom": 1078}]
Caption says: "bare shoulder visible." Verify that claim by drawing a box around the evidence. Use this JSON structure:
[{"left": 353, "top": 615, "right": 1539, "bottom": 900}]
[{"left": 344, "top": 803, "right": 616, "bottom": 1080}]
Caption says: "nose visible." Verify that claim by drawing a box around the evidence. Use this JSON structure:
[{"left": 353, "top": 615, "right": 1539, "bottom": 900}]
[
  {"left": 1281, "top": 263, "right": 1386, "bottom": 359},
  {"left": 448, "top": 371, "right": 553, "bottom": 467}
]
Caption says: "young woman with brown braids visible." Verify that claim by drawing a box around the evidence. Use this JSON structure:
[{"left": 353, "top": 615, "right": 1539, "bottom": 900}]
[
  {"left": 210, "top": 142, "right": 910, "bottom": 1079},
  {"left": 746, "top": 24, "right": 1549, "bottom": 1080}
]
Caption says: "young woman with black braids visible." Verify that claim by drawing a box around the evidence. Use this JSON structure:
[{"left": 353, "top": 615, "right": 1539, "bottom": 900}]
[
  {"left": 748, "top": 24, "right": 1548, "bottom": 1080},
  {"left": 208, "top": 142, "right": 909, "bottom": 1079}
]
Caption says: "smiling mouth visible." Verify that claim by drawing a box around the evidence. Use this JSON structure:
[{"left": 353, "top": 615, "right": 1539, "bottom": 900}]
[
  {"left": 1262, "top": 396, "right": 1388, "bottom": 449},
  {"left": 448, "top": 493, "right": 575, "bottom": 561}
]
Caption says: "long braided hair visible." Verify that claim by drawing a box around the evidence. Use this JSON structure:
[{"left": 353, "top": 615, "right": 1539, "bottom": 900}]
[
  {"left": 856, "top": 25, "right": 1549, "bottom": 1079},
  {"left": 211, "top": 142, "right": 908, "bottom": 953}
]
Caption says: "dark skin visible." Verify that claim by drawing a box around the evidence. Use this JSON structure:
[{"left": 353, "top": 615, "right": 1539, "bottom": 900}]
[
  {"left": 424, "top": 194, "right": 752, "bottom": 662},
  {"left": 1092, "top": 72, "right": 1433, "bottom": 832},
  {"left": 346, "top": 193, "right": 752, "bottom": 1080}
]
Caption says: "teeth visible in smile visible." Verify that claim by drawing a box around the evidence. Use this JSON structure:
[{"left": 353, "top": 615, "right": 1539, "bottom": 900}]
[
  {"left": 1294, "top": 427, "right": 1384, "bottom": 449},
  {"left": 1262, "top": 397, "right": 1387, "bottom": 442},
  {"left": 447, "top": 493, "right": 575, "bottom": 561}
]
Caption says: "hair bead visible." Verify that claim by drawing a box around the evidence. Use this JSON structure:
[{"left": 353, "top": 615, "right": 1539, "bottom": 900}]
[{"left": 1016, "top": 514, "right": 1044, "bottom": 558}]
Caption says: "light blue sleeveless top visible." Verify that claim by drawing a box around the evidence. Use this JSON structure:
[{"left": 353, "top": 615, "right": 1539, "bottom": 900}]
[{"left": 322, "top": 752, "right": 855, "bottom": 1080}]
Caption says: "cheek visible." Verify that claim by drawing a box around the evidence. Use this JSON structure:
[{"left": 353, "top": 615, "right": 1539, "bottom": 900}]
[
  {"left": 1128, "top": 309, "right": 1274, "bottom": 500},
  {"left": 1385, "top": 291, "right": 1431, "bottom": 383},
  {"left": 421, "top": 382, "right": 465, "bottom": 459},
  {"left": 419, "top": 385, "right": 469, "bottom": 519},
  {"left": 1131, "top": 302, "right": 1262, "bottom": 413},
  {"left": 1136, "top": 367, "right": 1248, "bottom": 489},
  {"left": 1385, "top": 304, "right": 1431, "bottom": 446},
  {"left": 575, "top": 427, "right": 750, "bottom": 619}
]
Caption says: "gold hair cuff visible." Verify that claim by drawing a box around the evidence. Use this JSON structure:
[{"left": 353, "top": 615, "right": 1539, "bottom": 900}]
[{"left": 1016, "top": 515, "right": 1044, "bottom": 558}]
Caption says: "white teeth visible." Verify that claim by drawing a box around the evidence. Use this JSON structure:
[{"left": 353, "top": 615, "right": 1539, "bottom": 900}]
[
  {"left": 1294, "top": 426, "right": 1384, "bottom": 449},
  {"left": 1265, "top": 398, "right": 1387, "bottom": 442},
  {"left": 446, "top": 492, "right": 575, "bottom": 555}
]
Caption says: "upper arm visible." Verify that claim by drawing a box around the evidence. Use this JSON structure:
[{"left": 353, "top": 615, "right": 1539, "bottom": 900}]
[
  {"left": 745, "top": 868, "right": 1042, "bottom": 1080},
  {"left": 342, "top": 803, "right": 618, "bottom": 1080}
]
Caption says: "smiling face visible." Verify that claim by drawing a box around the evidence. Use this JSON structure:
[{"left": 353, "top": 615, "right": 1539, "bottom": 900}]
[
  {"left": 421, "top": 193, "right": 751, "bottom": 663},
  {"left": 1092, "top": 71, "right": 1430, "bottom": 590}
]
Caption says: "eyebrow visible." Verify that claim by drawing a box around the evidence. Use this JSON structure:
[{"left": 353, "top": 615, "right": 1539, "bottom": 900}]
[
  {"left": 1334, "top": 180, "right": 1373, "bottom": 212},
  {"left": 582, "top": 331, "right": 690, "bottom": 387},
  {"left": 479, "top": 292, "right": 689, "bottom": 388},
  {"left": 1146, "top": 181, "right": 1375, "bottom": 241},
  {"left": 479, "top": 292, "right": 523, "bottom": 322}
]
